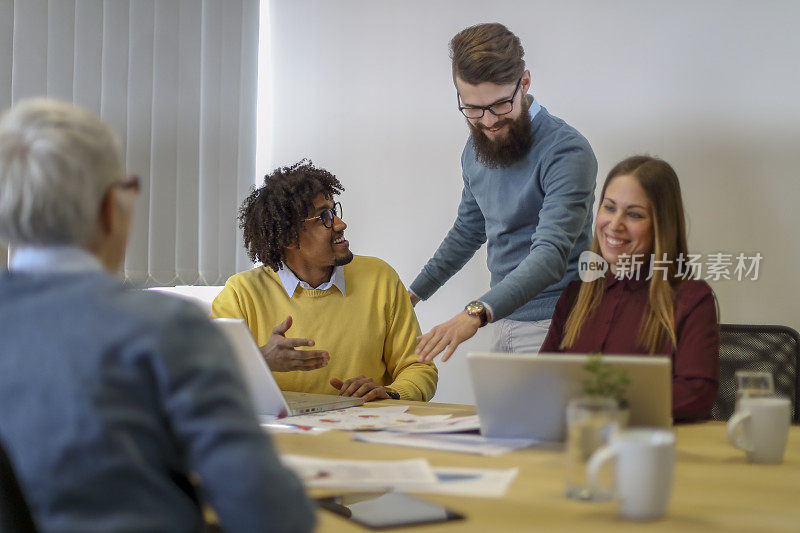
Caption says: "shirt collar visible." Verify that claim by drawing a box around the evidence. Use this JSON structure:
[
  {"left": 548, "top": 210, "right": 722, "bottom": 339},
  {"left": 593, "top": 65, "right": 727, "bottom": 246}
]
[
  {"left": 277, "top": 264, "right": 346, "bottom": 297},
  {"left": 9, "top": 245, "right": 104, "bottom": 274},
  {"left": 528, "top": 95, "right": 542, "bottom": 120}
]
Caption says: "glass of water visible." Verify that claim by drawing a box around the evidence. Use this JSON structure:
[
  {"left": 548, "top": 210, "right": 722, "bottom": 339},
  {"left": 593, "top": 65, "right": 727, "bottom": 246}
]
[
  {"left": 564, "top": 396, "right": 619, "bottom": 501},
  {"left": 735, "top": 370, "right": 775, "bottom": 411}
]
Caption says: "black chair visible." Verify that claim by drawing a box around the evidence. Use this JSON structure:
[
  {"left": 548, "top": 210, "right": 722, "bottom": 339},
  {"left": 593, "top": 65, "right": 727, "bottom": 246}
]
[
  {"left": 711, "top": 324, "right": 800, "bottom": 423},
  {"left": 0, "top": 439, "right": 37, "bottom": 532}
]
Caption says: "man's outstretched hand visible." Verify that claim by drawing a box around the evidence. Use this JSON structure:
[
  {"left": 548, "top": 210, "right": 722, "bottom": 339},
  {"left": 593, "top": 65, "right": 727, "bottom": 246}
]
[
  {"left": 330, "top": 375, "right": 390, "bottom": 402},
  {"left": 259, "top": 316, "right": 329, "bottom": 372},
  {"left": 415, "top": 311, "right": 481, "bottom": 362}
]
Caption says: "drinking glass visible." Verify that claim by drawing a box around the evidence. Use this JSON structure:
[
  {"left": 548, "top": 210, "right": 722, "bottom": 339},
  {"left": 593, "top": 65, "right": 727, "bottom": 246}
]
[
  {"left": 735, "top": 370, "right": 774, "bottom": 412},
  {"left": 564, "top": 396, "right": 619, "bottom": 501}
]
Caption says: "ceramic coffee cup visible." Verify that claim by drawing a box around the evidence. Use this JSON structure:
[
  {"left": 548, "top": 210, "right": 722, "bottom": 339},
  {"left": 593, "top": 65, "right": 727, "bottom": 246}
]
[
  {"left": 586, "top": 428, "right": 676, "bottom": 521},
  {"left": 727, "top": 396, "right": 790, "bottom": 464}
]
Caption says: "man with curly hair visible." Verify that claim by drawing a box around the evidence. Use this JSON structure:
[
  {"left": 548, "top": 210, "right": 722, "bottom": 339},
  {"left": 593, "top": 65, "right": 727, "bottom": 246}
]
[{"left": 211, "top": 160, "right": 437, "bottom": 402}]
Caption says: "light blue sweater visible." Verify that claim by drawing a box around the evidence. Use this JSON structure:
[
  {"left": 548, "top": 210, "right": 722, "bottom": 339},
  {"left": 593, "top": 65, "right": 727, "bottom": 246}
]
[
  {"left": 0, "top": 271, "right": 315, "bottom": 533},
  {"left": 410, "top": 105, "right": 597, "bottom": 322}
]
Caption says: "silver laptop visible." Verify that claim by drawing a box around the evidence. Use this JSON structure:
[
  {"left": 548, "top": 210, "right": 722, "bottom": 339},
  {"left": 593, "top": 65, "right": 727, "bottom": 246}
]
[
  {"left": 213, "top": 318, "right": 363, "bottom": 417},
  {"left": 467, "top": 352, "right": 672, "bottom": 442}
]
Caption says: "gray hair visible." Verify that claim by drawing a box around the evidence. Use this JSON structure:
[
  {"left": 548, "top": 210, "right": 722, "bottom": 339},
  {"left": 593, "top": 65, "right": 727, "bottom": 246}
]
[{"left": 0, "top": 98, "right": 123, "bottom": 247}]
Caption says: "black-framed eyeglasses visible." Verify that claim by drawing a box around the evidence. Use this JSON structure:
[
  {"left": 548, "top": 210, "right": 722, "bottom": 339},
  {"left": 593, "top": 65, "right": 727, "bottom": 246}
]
[
  {"left": 302, "top": 201, "right": 342, "bottom": 229},
  {"left": 457, "top": 77, "right": 522, "bottom": 119}
]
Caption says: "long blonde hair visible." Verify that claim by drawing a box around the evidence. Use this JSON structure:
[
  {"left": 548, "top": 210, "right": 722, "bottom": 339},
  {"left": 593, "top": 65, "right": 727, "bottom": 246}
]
[{"left": 560, "top": 156, "right": 689, "bottom": 354}]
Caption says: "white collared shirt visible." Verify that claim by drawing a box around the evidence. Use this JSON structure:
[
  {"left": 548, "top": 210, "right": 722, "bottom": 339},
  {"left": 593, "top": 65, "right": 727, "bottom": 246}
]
[
  {"left": 277, "top": 264, "right": 346, "bottom": 297},
  {"left": 10, "top": 245, "right": 104, "bottom": 274}
]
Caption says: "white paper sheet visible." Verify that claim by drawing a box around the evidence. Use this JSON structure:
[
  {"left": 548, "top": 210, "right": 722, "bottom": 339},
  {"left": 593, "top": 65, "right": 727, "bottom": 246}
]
[
  {"left": 353, "top": 432, "right": 536, "bottom": 456},
  {"left": 281, "top": 454, "right": 437, "bottom": 489},
  {"left": 261, "top": 423, "right": 331, "bottom": 434},
  {"left": 258, "top": 414, "right": 330, "bottom": 434},
  {"left": 401, "top": 466, "right": 519, "bottom": 498},
  {"left": 385, "top": 414, "right": 481, "bottom": 434},
  {"left": 277, "top": 406, "right": 458, "bottom": 431}
]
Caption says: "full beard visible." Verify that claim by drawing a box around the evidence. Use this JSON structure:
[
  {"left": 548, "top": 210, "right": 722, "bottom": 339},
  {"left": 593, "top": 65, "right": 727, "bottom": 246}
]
[{"left": 468, "top": 96, "right": 533, "bottom": 168}]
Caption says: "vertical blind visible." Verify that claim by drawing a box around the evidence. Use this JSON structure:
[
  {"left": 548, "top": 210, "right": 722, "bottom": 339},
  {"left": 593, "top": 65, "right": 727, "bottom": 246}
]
[{"left": 0, "top": 0, "right": 259, "bottom": 285}]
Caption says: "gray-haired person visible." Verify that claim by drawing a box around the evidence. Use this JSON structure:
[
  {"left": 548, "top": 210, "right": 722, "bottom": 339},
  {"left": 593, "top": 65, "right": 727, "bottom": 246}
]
[{"left": 0, "top": 99, "right": 315, "bottom": 532}]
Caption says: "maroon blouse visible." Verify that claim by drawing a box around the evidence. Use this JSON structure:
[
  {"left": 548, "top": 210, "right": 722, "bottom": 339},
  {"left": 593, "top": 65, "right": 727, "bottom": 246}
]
[{"left": 541, "top": 275, "right": 719, "bottom": 421}]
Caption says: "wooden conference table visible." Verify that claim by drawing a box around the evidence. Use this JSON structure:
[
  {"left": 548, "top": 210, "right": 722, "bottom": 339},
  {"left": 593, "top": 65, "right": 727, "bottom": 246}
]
[{"left": 272, "top": 400, "right": 800, "bottom": 533}]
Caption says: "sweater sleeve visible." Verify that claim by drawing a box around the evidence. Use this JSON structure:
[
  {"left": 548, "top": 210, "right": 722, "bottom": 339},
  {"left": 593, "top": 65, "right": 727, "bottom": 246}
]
[
  {"left": 479, "top": 138, "right": 597, "bottom": 320},
  {"left": 383, "top": 277, "right": 438, "bottom": 401},
  {"left": 148, "top": 306, "right": 315, "bottom": 533},
  {"left": 409, "top": 154, "right": 487, "bottom": 301},
  {"left": 672, "top": 281, "right": 719, "bottom": 421},
  {"left": 210, "top": 278, "right": 247, "bottom": 320}
]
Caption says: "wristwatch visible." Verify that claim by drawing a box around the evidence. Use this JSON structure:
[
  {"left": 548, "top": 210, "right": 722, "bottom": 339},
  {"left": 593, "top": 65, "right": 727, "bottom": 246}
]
[
  {"left": 464, "top": 300, "right": 489, "bottom": 327},
  {"left": 385, "top": 389, "right": 400, "bottom": 400}
]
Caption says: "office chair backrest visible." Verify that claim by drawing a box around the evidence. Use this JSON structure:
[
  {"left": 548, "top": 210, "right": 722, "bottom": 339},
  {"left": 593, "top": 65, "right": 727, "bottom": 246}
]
[
  {"left": 712, "top": 324, "right": 800, "bottom": 423},
  {"left": 0, "top": 438, "right": 37, "bottom": 533}
]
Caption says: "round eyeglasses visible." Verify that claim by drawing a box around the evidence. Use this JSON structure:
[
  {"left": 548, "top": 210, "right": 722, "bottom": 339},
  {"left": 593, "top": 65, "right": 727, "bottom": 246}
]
[
  {"left": 302, "top": 201, "right": 342, "bottom": 229},
  {"left": 457, "top": 77, "right": 522, "bottom": 119}
]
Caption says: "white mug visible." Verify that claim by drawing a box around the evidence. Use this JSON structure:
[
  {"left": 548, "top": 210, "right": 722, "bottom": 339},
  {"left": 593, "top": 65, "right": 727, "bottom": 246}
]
[
  {"left": 727, "top": 396, "right": 791, "bottom": 464},
  {"left": 586, "top": 429, "right": 676, "bottom": 521}
]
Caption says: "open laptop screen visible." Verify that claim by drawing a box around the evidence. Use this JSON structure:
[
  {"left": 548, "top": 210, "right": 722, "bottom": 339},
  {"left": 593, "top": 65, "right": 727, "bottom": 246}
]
[{"left": 468, "top": 353, "right": 672, "bottom": 442}]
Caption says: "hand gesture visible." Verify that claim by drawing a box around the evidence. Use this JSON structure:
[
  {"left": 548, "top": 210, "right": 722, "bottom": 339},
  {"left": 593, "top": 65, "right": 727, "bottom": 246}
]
[
  {"left": 259, "top": 316, "right": 329, "bottom": 372},
  {"left": 329, "top": 375, "right": 390, "bottom": 402},
  {"left": 415, "top": 311, "right": 481, "bottom": 362}
]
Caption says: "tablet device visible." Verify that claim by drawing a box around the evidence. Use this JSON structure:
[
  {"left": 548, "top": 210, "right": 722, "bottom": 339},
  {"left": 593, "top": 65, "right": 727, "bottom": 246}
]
[{"left": 317, "top": 493, "right": 464, "bottom": 529}]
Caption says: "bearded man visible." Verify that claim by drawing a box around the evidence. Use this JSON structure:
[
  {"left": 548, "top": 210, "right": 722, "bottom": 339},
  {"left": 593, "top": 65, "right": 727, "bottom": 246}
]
[{"left": 411, "top": 23, "right": 598, "bottom": 361}]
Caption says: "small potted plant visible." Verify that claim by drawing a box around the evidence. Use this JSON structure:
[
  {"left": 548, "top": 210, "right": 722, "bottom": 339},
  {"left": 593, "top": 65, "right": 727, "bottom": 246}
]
[{"left": 582, "top": 353, "right": 631, "bottom": 425}]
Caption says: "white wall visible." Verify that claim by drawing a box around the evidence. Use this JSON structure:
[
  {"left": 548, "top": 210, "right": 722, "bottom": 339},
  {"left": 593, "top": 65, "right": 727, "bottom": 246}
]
[{"left": 266, "top": 0, "right": 800, "bottom": 404}]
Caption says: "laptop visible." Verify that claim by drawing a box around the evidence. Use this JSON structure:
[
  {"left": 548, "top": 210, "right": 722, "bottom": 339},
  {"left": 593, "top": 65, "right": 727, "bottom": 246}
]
[
  {"left": 467, "top": 352, "right": 672, "bottom": 442},
  {"left": 213, "top": 318, "right": 364, "bottom": 417}
]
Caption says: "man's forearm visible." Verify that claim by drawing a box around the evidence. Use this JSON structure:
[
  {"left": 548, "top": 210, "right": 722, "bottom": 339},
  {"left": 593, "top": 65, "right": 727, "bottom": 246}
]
[
  {"left": 387, "top": 364, "right": 438, "bottom": 401},
  {"left": 410, "top": 221, "right": 485, "bottom": 300},
  {"left": 479, "top": 242, "right": 569, "bottom": 321}
]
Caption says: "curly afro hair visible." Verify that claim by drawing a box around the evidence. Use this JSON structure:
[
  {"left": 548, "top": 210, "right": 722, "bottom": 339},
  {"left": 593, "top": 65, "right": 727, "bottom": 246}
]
[{"left": 239, "top": 159, "right": 343, "bottom": 271}]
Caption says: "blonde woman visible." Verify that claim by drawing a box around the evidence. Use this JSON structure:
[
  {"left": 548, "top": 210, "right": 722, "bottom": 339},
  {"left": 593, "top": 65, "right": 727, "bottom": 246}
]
[{"left": 541, "top": 156, "right": 718, "bottom": 421}]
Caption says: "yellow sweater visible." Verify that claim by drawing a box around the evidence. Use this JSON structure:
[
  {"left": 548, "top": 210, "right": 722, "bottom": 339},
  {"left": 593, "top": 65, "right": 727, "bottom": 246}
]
[{"left": 211, "top": 256, "right": 437, "bottom": 401}]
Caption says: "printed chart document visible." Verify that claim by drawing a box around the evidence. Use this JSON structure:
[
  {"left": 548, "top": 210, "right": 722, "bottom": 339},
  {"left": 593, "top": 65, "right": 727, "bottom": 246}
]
[
  {"left": 261, "top": 422, "right": 330, "bottom": 435},
  {"left": 261, "top": 407, "right": 479, "bottom": 434},
  {"left": 271, "top": 406, "right": 460, "bottom": 431},
  {"left": 280, "top": 455, "right": 518, "bottom": 497},
  {"left": 281, "top": 455, "right": 437, "bottom": 490},
  {"left": 385, "top": 414, "right": 481, "bottom": 434},
  {"left": 353, "top": 432, "right": 536, "bottom": 456},
  {"left": 405, "top": 467, "right": 519, "bottom": 498}
]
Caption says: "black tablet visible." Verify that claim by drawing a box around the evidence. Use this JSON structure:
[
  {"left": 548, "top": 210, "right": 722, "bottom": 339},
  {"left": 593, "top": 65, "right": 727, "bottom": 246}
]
[{"left": 317, "top": 492, "right": 465, "bottom": 529}]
